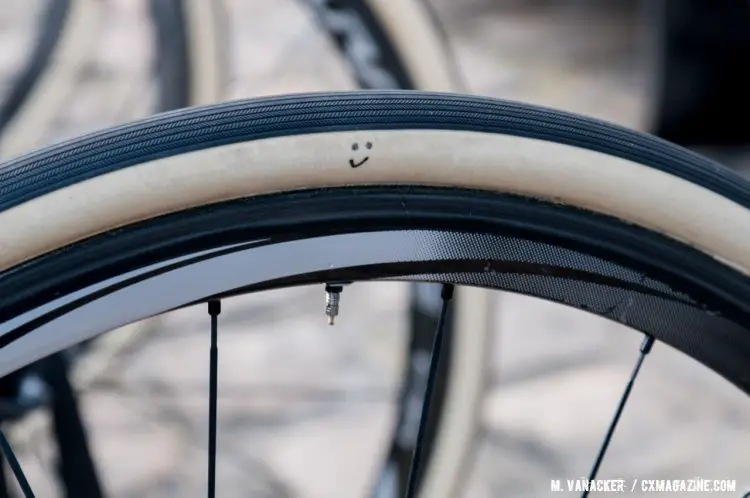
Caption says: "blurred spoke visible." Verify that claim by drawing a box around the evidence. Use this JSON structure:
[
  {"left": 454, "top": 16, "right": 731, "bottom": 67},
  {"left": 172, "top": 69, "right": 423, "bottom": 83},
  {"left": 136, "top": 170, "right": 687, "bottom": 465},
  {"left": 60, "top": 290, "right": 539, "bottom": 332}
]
[{"left": 403, "top": 284, "right": 454, "bottom": 498}]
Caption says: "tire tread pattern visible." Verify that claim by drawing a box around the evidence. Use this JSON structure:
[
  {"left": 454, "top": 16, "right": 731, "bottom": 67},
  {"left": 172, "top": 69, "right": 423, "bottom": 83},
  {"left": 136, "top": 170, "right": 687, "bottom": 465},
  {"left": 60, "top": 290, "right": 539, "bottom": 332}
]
[{"left": 0, "top": 91, "right": 747, "bottom": 212}]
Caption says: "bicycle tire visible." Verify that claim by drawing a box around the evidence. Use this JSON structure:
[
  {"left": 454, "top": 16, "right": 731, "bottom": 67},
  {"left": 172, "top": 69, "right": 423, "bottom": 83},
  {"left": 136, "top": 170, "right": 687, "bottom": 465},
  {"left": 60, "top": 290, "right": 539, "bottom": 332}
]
[
  {"left": 647, "top": 0, "right": 750, "bottom": 147},
  {"left": 308, "top": 0, "right": 463, "bottom": 92},
  {"left": 0, "top": 0, "right": 100, "bottom": 159},
  {"left": 0, "top": 89, "right": 743, "bottom": 275},
  {"left": 149, "top": 0, "right": 192, "bottom": 112},
  {"left": 180, "top": 0, "right": 227, "bottom": 106},
  {"left": 3, "top": 92, "right": 750, "bottom": 498},
  {"left": 0, "top": 0, "right": 70, "bottom": 142}
]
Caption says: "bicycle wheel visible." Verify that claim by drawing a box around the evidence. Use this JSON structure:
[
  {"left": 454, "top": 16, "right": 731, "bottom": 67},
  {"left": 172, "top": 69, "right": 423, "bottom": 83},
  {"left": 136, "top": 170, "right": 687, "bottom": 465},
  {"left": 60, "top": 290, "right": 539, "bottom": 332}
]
[
  {"left": 0, "top": 0, "right": 100, "bottom": 159},
  {"left": 0, "top": 2, "right": 223, "bottom": 496},
  {"left": 2, "top": 91, "right": 750, "bottom": 496}
]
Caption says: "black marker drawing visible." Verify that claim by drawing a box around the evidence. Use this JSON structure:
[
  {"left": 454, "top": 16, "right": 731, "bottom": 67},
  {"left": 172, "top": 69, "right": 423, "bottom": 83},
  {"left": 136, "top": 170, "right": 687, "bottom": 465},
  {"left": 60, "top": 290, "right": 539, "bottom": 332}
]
[{"left": 349, "top": 141, "right": 373, "bottom": 168}]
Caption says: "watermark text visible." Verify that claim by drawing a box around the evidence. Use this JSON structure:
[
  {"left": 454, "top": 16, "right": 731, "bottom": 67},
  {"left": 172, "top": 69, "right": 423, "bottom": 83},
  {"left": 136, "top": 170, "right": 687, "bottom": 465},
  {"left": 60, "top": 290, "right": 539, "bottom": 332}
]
[{"left": 550, "top": 478, "right": 737, "bottom": 493}]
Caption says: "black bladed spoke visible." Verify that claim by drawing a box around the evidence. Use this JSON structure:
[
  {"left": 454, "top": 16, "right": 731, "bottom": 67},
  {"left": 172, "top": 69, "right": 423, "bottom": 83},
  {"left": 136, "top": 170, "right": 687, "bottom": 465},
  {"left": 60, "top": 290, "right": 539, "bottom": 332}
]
[
  {"left": 403, "top": 283, "right": 454, "bottom": 498},
  {"left": 581, "top": 334, "right": 654, "bottom": 498},
  {"left": 207, "top": 300, "right": 221, "bottom": 498}
]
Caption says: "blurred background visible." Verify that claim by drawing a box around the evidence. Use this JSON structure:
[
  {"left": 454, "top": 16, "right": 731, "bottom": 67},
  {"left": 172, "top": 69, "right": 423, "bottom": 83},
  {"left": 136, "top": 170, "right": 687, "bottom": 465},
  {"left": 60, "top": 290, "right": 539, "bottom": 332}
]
[{"left": 0, "top": 0, "right": 749, "bottom": 496}]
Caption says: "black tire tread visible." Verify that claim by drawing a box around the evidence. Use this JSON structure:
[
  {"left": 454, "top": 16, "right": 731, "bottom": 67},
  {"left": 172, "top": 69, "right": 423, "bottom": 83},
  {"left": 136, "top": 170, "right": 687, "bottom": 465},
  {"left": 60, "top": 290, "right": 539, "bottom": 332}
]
[{"left": 0, "top": 91, "right": 748, "bottom": 214}]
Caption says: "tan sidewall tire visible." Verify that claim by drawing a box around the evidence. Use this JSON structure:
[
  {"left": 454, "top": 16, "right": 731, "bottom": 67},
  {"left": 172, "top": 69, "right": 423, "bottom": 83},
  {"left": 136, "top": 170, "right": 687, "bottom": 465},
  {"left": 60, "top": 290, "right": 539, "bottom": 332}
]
[
  {"left": 182, "top": 0, "right": 227, "bottom": 106},
  {"left": 0, "top": 0, "right": 101, "bottom": 159},
  {"left": 366, "top": 0, "right": 463, "bottom": 92}
]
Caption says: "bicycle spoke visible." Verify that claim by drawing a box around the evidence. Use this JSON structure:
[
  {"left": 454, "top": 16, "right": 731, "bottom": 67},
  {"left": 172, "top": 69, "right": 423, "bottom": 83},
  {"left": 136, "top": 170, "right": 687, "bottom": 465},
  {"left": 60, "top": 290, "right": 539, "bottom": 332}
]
[
  {"left": 207, "top": 300, "right": 221, "bottom": 498},
  {"left": 403, "top": 283, "right": 454, "bottom": 498},
  {"left": 0, "top": 427, "right": 34, "bottom": 497},
  {"left": 581, "top": 334, "right": 655, "bottom": 498}
]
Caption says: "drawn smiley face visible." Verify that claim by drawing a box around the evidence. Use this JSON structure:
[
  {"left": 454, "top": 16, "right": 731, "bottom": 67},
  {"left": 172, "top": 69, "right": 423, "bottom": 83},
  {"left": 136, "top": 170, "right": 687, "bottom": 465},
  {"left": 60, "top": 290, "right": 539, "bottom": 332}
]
[{"left": 349, "top": 141, "right": 372, "bottom": 168}]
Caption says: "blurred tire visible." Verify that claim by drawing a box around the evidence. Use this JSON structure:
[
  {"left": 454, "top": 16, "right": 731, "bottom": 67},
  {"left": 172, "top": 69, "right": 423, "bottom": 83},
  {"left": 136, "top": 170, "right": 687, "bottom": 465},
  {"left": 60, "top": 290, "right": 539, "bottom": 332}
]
[{"left": 648, "top": 0, "right": 750, "bottom": 147}]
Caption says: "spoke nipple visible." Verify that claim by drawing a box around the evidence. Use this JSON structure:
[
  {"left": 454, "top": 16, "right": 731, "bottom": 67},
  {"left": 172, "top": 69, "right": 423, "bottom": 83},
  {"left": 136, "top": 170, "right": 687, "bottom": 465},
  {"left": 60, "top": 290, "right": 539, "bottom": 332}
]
[
  {"left": 325, "top": 284, "right": 343, "bottom": 326},
  {"left": 640, "top": 334, "right": 655, "bottom": 354},
  {"left": 208, "top": 300, "right": 221, "bottom": 317}
]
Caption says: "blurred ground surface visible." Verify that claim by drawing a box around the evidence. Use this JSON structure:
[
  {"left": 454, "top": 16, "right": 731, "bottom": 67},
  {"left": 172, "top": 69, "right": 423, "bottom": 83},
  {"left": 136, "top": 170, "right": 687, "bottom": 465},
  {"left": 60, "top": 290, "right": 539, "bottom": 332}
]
[{"left": 0, "top": 0, "right": 749, "bottom": 496}]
